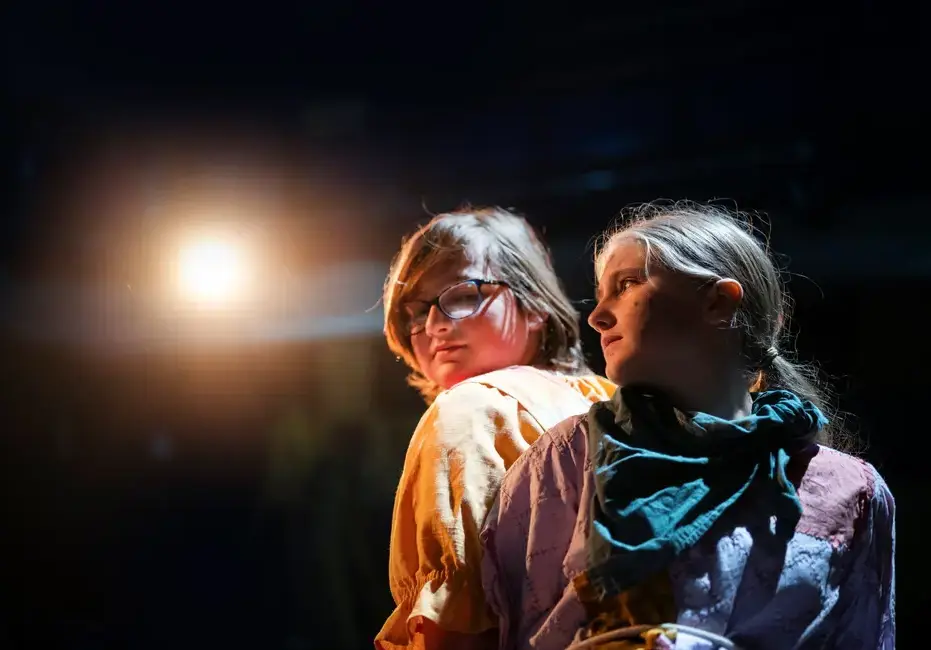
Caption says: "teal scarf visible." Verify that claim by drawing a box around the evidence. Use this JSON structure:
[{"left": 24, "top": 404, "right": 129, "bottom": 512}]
[{"left": 583, "top": 387, "right": 827, "bottom": 599}]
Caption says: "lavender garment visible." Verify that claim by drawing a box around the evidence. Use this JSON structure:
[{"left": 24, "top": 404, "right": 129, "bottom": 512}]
[{"left": 481, "top": 415, "right": 895, "bottom": 650}]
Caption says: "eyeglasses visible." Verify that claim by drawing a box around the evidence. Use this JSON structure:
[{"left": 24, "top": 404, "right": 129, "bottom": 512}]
[{"left": 403, "top": 279, "right": 508, "bottom": 335}]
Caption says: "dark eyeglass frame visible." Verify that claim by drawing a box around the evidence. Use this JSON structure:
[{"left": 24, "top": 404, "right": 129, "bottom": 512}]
[{"left": 405, "top": 279, "right": 509, "bottom": 335}]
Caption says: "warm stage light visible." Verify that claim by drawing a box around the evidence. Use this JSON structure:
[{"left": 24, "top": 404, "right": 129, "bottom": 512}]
[{"left": 177, "top": 237, "right": 246, "bottom": 305}]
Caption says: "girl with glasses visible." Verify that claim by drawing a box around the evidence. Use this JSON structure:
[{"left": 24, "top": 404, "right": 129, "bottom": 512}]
[
  {"left": 482, "top": 201, "right": 895, "bottom": 650},
  {"left": 374, "top": 207, "right": 615, "bottom": 650}
]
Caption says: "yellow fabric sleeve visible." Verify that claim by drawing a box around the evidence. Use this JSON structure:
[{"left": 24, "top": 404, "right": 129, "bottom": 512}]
[{"left": 374, "top": 382, "right": 543, "bottom": 649}]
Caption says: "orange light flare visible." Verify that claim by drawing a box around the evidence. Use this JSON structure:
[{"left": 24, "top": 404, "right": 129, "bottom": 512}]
[{"left": 176, "top": 236, "right": 248, "bottom": 306}]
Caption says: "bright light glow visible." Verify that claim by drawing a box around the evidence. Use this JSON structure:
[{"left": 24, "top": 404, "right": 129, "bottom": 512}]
[{"left": 177, "top": 238, "right": 246, "bottom": 304}]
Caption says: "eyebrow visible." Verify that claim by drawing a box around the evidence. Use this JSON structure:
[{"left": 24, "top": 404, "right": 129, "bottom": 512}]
[{"left": 595, "top": 267, "right": 645, "bottom": 301}]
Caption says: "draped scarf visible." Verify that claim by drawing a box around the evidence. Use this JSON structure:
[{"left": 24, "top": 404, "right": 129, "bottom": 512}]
[{"left": 570, "top": 387, "right": 827, "bottom": 648}]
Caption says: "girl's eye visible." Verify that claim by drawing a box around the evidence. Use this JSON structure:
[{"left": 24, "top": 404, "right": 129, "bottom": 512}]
[{"left": 616, "top": 278, "right": 636, "bottom": 295}]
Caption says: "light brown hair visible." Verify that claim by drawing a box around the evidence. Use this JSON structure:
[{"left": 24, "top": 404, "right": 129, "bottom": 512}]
[{"left": 384, "top": 207, "right": 589, "bottom": 403}]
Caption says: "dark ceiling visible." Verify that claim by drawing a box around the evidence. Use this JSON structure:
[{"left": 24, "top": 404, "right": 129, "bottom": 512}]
[{"left": 1, "top": 1, "right": 926, "bottom": 273}]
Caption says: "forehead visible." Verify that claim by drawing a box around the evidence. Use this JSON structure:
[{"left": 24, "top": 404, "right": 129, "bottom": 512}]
[
  {"left": 598, "top": 237, "right": 646, "bottom": 281},
  {"left": 408, "top": 254, "right": 488, "bottom": 300}
]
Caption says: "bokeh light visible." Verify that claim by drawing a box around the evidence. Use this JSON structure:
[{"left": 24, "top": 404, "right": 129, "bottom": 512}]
[{"left": 177, "top": 237, "right": 246, "bottom": 305}]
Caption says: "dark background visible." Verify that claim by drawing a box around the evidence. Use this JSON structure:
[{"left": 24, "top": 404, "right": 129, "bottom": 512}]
[{"left": 2, "top": 1, "right": 925, "bottom": 648}]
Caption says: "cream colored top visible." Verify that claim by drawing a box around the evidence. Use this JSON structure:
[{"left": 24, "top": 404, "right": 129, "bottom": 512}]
[{"left": 374, "top": 365, "right": 616, "bottom": 649}]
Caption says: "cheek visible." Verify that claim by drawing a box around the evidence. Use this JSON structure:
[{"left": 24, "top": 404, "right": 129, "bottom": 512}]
[
  {"left": 615, "top": 298, "right": 647, "bottom": 339},
  {"left": 639, "top": 296, "right": 701, "bottom": 350},
  {"left": 614, "top": 296, "right": 673, "bottom": 352},
  {"left": 466, "top": 313, "right": 510, "bottom": 349},
  {"left": 410, "top": 335, "right": 432, "bottom": 368},
  {"left": 469, "top": 305, "right": 530, "bottom": 358}
]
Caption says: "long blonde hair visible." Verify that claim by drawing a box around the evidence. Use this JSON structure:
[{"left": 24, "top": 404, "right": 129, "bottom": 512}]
[{"left": 595, "top": 200, "right": 849, "bottom": 450}]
